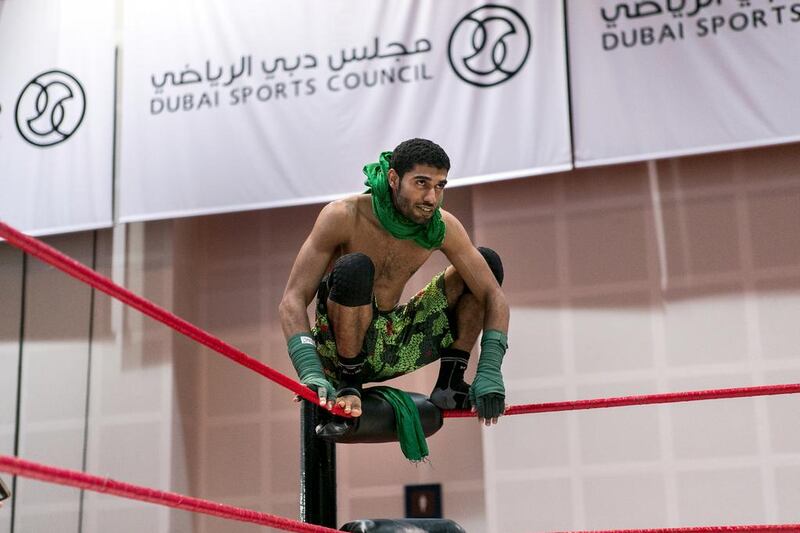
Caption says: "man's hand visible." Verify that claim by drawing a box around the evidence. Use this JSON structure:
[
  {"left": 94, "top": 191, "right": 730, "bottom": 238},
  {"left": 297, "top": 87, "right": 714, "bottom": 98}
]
[
  {"left": 288, "top": 333, "right": 336, "bottom": 410},
  {"left": 470, "top": 388, "right": 505, "bottom": 425},
  {"left": 469, "top": 330, "right": 508, "bottom": 426},
  {"left": 292, "top": 374, "right": 336, "bottom": 410},
  {"left": 304, "top": 375, "right": 336, "bottom": 409}
]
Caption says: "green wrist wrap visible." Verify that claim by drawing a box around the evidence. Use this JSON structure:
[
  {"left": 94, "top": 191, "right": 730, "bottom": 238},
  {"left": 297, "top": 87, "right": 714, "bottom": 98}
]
[
  {"left": 469, "top": 330, "right": 508, "bottom": 418},
  {"left": 475, "top": 330, "right": 507, "bottom": 393},
  {"left": 288, "top": 333, "right": 335, "bottom": 400}
]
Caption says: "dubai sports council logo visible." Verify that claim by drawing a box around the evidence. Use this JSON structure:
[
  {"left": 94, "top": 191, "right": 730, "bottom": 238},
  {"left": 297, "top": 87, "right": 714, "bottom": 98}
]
[
  {"left": 448, "top": 4, "right": 532, "bottom": 88},
  {"left": 15, "top": 69, "right": 86, "bottom": 147}
]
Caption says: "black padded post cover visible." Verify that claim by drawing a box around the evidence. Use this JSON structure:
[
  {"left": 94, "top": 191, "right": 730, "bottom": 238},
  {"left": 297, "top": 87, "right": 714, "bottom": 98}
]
[
  {"left": 339, "top": 518, "right": 466, "bottom": 533},
  {"left": 300, "top": 401, "right": 337, "bottom": 527},
  {"left": 316, "top": 389, "right": 443, "bottom": 444}
]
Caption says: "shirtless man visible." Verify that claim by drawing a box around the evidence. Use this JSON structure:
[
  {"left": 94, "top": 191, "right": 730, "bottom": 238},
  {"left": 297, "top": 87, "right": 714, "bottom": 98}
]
[{"left": 279, "top": 138, "right": 509, "bottom": 425}]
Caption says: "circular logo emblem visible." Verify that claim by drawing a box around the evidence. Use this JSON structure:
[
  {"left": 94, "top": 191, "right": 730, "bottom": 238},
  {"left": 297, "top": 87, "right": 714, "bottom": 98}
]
[
  {"left": 448, "top": 4, "right": 532, "bottom": 88},
  {"left": 15, "top": 70, "right": 86, "bottom": 147}
]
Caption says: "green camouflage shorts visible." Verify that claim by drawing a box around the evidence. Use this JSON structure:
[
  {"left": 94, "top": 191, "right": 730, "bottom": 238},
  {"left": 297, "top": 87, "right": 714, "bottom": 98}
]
[{"left": 313, "top": 272, "right": 455, "bottom": 385}]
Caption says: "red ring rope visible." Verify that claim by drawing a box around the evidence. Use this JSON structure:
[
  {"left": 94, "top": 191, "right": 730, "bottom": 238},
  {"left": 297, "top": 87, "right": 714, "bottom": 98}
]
[
  {"left": 0, "top": 454, "right": 337, "bottom": 533},
  {"left": 443, "top": 383, "right": 800, "bottom": 418},
  {"left": 2, "top": 454, "right": 798, "bottom": 533},
  {"left": 555, "top": 527, "right": 800, "bottom": 532}
]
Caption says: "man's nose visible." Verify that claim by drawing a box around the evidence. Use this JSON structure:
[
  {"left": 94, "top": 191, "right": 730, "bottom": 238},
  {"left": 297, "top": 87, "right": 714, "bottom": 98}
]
[{"left": 423, "top": 187, "right": 437, "bottom": 204}]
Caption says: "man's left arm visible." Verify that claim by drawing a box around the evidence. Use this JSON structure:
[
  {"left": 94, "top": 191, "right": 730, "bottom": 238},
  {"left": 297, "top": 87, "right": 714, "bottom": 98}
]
[{"left": 441, "top": 212, "right": 509, "bottom": 425}]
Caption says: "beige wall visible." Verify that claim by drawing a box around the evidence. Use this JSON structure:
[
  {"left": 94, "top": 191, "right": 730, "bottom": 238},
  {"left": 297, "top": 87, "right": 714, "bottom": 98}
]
[
  {"left": 0, "top": 225, "right": 180, "bottom": 533},
  {"left": 0, "top": 246, "right": 23, "bottom": 533},
  {"left": 1, "top": 142, "right": 799, "bottom": 532},
  {"left": 6, "top": 234, "right": 94, "bottom": 533},
  {"left": 479, "top": 144, "right": 800, "bottom": 532},
  {"left": 81, "top": 223, "right": 179, "bottom": 533}
]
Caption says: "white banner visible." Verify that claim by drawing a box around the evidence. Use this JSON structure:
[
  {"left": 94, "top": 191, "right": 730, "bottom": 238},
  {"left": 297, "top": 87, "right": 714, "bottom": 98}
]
[
  {"left": 0, "top": 0, "right": 115, "bottom": 236},
  {"left": 119, "top": 0, "right": 571, "bottom": 223},
  {"left": 568, "top": 0, "right": 800, "bottom": 167}
]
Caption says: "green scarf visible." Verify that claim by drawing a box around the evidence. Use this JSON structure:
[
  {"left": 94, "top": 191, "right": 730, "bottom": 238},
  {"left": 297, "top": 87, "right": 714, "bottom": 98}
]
[
  {"left": 371, "top": 386, "right": 429, "bottom": 462},
  {"left": 363, "top": 151, "right": 446, "bottom": 250}
]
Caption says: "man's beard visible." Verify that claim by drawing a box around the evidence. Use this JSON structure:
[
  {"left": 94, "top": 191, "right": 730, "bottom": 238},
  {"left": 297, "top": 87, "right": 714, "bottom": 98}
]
[{"left": 392, "top": 185, "right": 436, "bottom": 224}]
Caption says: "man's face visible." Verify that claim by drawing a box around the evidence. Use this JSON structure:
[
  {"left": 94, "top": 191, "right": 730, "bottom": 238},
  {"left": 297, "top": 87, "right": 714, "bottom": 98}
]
[{"left": 388, "top": 164, "right": 448, "bottom": 224}]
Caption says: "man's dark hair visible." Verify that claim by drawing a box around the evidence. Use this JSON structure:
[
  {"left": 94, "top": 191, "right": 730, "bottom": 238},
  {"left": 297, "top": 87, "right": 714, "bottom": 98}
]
[{"left": 389, "top": 138, "right": 450, "bottom": 178}]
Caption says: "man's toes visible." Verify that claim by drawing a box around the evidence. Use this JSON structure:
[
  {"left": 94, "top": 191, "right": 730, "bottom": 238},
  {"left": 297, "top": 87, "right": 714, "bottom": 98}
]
[
  {"left": 345, "top": 396, "right": 362, "bottom": 417},
  {"left": 336, "top": 395, "right": 362, "bottom": 416}
]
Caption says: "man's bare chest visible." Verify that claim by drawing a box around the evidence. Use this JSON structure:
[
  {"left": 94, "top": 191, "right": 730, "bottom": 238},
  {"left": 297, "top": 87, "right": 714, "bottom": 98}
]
[{"left": 343, "top": 223, "right": 432, "bottom": 287}]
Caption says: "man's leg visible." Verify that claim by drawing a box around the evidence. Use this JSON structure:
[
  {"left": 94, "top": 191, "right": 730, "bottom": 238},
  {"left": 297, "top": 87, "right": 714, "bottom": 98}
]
[
  {"left": 431, "top": 247, "right": 504, "bottom": 409},
  {"left": 325, "top": 252, "right": 375, "bottom": 417}
]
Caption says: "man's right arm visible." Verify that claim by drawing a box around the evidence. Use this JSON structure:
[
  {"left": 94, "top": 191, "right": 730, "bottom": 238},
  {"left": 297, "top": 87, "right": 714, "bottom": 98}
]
[
  {"left": 279, "top": 200, "right": 352, "bottom": 336},
  {"left": 278, "top": 200, "right": 352, "bottom": 406}
]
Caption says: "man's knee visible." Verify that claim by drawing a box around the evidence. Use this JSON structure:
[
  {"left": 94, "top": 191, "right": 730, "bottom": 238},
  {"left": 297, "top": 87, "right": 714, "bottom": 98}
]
[
  {"left": 477, "top": 246, "right": 504, "bottom": 286},
  {"left": 460, "top": 247, "right": 504, "bottom": 296},
  {"left": 328, "top": 253, "right": 375, "bottom": 307}
]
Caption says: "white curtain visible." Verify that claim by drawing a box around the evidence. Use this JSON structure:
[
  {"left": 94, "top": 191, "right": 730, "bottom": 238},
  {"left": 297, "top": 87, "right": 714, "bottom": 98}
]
[
  {"left": 0, "top": 0, "right": 115, "bottom": 236},
  {"left": 568, "top": 0, "right": 800, "bottom": 166},
  {"left": 118, "top": 0, "right": 572, "bottom": 223}
]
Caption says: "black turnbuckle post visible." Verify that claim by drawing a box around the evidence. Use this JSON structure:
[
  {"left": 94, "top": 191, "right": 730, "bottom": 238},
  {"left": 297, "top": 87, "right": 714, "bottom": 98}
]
[{"left": 300, "top": 400, "right": 337, "bottom": 528}]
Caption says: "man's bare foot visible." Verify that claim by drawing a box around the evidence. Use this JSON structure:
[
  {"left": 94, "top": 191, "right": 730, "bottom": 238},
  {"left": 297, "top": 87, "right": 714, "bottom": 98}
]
[{"left": 336, "top": 394, "right": 362, "bottom": 417}]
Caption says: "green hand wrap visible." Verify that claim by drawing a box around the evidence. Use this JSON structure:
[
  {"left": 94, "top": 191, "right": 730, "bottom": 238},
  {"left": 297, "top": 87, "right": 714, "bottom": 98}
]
[
  {"left": 288, "top": 333, "right": 336, "bottom": 401},
  {"left": 469, "top": 330, "right": 508, "bottom": 419}
]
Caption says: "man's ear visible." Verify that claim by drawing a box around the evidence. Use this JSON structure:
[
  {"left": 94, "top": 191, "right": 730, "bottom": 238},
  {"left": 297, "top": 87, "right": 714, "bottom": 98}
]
[{"left": 388, "top": 168, "right": 400, "bottom": 191}]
